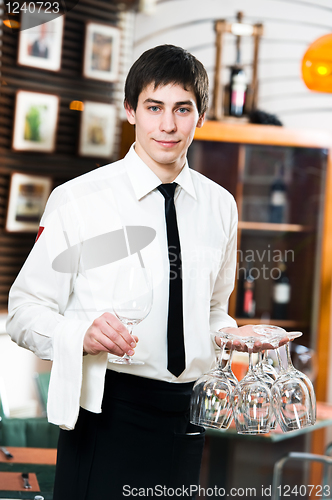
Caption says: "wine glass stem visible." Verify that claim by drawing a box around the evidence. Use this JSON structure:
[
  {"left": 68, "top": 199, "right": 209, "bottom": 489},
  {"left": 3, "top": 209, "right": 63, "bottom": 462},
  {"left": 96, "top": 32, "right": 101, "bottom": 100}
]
[
  {"left": 217, "top": 342, "right": 226, "bottom": 368},
  {"left": 248, "top": 348, "right": 253, "bottom": 372},
  {"left": 276, "top": 347, "right": 284, "bottom": 372},
  {"left": 257, "top": 351, "right": 263, "bottom": 368},
  {"left": 225, "top": 347, "right": 234, "bottom": 370},
  {"left": 285, "top": 342, "right": 293, "bottom": 370},
  {"left": 123, "top": 323, "right": 134, "bottom": 361},
  {"left": 126, "top": 324, "right": 134, "bottom": 336}
]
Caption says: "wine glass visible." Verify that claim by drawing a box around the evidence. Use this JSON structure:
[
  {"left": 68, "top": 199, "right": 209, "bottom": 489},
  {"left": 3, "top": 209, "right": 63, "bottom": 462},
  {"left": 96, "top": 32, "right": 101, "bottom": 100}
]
[
  {"left": 109, "top": 265, "right": 153, "bottom": 365},
  {"left": 231, "top": 338, "right": 273, "bottom": 434},
  {"left": 291, "top": 344, "right": 318, "bottom": 383},
  {"left": 190, "top": 341, "right": 236, "bottom": 429},
  {"left": 271, "top": 344, "right": 313, "bottom": 432},
  {"left": 284, "top": 342, "right": 316, "bottom": 424},
  {"left": 254, "top": 351, "right": 277, "bottom": 429}
]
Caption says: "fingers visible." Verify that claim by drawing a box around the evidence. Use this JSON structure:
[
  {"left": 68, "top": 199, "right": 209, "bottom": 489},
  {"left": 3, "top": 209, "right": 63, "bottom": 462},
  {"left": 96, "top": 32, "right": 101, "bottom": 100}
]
[{"left": 83, "top": 313, "right": 138, "bottom": 356}]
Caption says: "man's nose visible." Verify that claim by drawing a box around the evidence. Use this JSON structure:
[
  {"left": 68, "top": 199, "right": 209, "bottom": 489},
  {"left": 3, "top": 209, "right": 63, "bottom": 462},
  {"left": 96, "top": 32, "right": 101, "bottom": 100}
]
[{"left": 160, "top": 111, "right": 177, "bottom": 133}]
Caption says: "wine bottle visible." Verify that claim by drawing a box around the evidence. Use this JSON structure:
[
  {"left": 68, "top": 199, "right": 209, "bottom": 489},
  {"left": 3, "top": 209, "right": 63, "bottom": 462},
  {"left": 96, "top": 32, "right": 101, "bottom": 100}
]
[
  {"left": 237, "top": 266, "right": 256, "bottom": 318},
  {"left": 272, "top": 261, "right": 291, "bottom": 319},
  {"left": 229, "top": 29, "right": 247, "bottom": 117},
  {"left": 229, "top": 68, "right": 247, "bottom": 117},
  {"left": 269, "top": 163, "right": 287, "bottom": 223}
]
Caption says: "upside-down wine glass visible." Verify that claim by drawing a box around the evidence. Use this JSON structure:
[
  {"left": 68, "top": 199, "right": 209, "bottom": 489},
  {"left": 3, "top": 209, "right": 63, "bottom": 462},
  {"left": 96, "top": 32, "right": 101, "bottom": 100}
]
[
  {"left": 291, "top": 344, "right": 318, "bottom": 383},
  {"left": 254, "top": 351, "right": 277, "bottom": 430},
  {"left": 190, "top": 338, "right": 236, "bottom": 429},
  {"left": 278, "top": 341, "right": 316, "bottom": 425},
  {"left": 271, "top": 344, "right": 313, "bottom": 431},
  {"left": 231, "top": 337, "right": 273, "bottom": 434},
  {"left": 109, "top": 264, "right": 153, "bottom": 365}
]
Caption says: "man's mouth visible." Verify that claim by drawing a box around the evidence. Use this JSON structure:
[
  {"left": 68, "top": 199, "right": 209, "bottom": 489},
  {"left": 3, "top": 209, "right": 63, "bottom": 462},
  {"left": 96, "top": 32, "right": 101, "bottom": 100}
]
[{"left": 154, "top": 139, "right": 180, "bottom": 148}]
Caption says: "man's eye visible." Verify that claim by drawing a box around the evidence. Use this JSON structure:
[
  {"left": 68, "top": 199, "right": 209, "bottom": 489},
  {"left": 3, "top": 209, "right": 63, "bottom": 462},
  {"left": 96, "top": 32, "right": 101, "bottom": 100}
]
[
  {"left": 148, "top": 106, "right": 160, "bottom": 112},
  {"left": 178, "top": 108, "right": 189, "bottom": 114}
]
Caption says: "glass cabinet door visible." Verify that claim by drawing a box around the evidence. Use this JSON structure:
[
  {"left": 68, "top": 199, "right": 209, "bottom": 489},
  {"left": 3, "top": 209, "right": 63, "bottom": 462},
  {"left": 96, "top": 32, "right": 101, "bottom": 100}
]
[{"left": 188, "top": 140, "right": 328, "bottom": 347}]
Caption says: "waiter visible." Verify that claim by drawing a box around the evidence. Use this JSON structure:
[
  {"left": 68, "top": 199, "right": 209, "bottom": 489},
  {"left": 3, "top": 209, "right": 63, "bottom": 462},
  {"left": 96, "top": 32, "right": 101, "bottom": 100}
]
[{"left": 7, "top": 45, "right": 239, "bottom": 499}]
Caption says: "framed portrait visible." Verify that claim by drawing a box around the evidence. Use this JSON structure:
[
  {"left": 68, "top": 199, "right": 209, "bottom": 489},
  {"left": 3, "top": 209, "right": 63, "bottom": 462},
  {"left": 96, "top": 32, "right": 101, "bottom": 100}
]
[
  {"left": 17, "top": 12, "right": 64, "bottom": 72},
  {"left": 78, "top": 101, "right": 117, "bottom": 158},
  {"left": 12, "top": 90, "right": 59, "bottom": 153},
  {"left": 6, "top": 172, "right": 52, "bottom": 233},
  {"left": 83, "top": 22, "right": 120, "bottom": 82}
]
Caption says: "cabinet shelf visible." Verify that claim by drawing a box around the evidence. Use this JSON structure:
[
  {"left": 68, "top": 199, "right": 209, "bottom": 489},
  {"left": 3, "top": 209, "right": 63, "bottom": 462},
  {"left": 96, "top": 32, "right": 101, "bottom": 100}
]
[
  {"left": 190, "top": 120, "right": 332, "bottom": 409},
  {"left": 238, "top": 221, "right": 313, "bottom": 233}
]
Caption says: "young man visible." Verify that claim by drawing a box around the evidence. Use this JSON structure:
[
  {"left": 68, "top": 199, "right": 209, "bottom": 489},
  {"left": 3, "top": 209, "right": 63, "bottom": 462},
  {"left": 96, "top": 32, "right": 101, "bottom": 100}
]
[{"left": 7, "top": 45, "right": 238, "bottom": 498}]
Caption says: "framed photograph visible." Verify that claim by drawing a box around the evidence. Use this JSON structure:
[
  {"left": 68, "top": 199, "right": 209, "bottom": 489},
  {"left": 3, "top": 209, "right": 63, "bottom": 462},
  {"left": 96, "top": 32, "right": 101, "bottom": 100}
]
[
  {"left": 17, "top": 12, "right": 64, "bottom": 72},
  {"left": 12, "top": 90, "right": 59, "bottom": 153},
  {"left": 6, "top": 173, "right": 52, "bottom": 233},
  {"left": 83, "top": 22, "right": 120, "bottom": 82},
  {"left": 78, "top": 101, "right": 117, "bottom": 158}
]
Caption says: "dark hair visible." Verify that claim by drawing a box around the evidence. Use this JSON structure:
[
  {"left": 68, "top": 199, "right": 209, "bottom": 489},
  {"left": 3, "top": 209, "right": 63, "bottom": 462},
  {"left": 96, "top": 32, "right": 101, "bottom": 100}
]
[{"left": 124, "top": 45, "right": 209, "bottom": 116}]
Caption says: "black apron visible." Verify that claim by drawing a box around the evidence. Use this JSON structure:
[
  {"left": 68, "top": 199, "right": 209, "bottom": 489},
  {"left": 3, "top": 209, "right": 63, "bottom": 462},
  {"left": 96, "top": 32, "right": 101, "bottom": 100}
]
[{"left": 53, "top": 370, "right": 205, "bottom": 499}]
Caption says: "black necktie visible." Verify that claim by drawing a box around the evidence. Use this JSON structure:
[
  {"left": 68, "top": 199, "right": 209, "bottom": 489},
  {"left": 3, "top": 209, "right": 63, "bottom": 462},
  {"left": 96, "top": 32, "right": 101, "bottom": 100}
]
[{"left": 158, "top": 183, "right": 186, "bottom": 377}]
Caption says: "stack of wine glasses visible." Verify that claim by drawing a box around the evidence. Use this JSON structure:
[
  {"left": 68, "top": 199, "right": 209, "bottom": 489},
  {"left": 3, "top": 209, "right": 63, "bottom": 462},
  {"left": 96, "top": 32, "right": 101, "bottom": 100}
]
[{"left": 190, "top": 325, "right": 316, "bottom": 435}]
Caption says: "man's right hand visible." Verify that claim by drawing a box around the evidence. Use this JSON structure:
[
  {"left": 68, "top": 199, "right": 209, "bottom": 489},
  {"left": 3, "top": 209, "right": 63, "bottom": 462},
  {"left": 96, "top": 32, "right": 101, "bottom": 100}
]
[{"left": 83, "top": 312, "right": 138, "bottom": 357}]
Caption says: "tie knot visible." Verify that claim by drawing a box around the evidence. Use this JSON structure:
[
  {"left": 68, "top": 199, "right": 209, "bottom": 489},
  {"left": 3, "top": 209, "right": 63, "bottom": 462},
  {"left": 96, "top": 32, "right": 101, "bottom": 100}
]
[{"left": 158, "top": 183, "right": 177, "bottom": 200}]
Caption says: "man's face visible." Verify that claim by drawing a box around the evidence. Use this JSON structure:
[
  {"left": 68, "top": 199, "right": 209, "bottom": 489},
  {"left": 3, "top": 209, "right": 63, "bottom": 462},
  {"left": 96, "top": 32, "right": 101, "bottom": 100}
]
[{"left": 125, "top": 83, "right": 205, "bottom": 175}]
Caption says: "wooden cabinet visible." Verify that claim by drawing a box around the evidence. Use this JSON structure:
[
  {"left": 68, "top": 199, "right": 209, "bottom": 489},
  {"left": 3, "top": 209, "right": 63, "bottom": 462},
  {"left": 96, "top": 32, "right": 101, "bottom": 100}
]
[{"left": 191, "top": 121, "right": 332, "bottom": 404}]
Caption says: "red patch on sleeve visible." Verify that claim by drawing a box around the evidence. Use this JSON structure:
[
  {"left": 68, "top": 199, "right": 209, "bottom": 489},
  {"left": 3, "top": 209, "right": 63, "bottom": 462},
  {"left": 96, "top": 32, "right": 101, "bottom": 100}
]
[{"left": 36, "top": 226, "right": 45, "bottom": 242}]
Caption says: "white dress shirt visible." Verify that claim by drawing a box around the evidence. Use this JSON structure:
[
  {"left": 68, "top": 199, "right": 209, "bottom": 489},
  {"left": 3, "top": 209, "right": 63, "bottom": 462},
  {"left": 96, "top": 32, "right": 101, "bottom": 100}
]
[{"left": 6, "top": 145, "right": 238, "bottom": 430}]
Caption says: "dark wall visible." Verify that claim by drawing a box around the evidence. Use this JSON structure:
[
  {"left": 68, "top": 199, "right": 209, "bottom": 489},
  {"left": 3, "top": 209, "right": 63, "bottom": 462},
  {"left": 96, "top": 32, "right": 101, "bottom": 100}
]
[{"left": 0, "top": 0, "right": 124, "bottom": 310}]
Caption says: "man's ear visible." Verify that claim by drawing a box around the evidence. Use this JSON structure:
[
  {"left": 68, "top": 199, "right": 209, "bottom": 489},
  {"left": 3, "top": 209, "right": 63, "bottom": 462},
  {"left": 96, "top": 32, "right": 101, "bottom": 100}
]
[
  {"left": 124, "top": 101, "right": 136, "bottom": 125},
  {"left": 196, "top": 112, "right": 206, "bottom": 129}
]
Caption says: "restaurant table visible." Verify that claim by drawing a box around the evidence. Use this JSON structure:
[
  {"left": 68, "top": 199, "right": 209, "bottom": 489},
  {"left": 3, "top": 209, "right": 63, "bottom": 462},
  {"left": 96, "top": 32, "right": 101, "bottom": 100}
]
[
  {"left": 200, "top": 402, "right": 332, "bottom": 499},
  {"left": 0, "top": 447, "right": 56, "bottom": 499}
]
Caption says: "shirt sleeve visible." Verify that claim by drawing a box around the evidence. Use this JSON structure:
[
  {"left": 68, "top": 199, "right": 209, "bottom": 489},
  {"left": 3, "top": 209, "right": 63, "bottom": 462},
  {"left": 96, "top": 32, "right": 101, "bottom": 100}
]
[
  {"left": 6, "top": 185, "right": 91, "bottom": 429},
  {"left": 209, "top": 194, "right": 238, "bottom": 339}
]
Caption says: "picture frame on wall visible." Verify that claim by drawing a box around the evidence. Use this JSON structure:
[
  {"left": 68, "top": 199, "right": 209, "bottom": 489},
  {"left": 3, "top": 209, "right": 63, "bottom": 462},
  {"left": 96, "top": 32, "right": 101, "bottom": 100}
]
[
  {"left": 17, "top": 12, "right": 64, "bottom": 72},
  {"left": 6, "top": 172, "right": 52, "bottom": 233},
  {"left": 83, "top": 22, "right": 120, "bottom": 82},
  {"left": 12, "top": 90, "right": 59, "bottom": 153},
  {"left": 78, "top": 101, "right": 117, "bottom": 158}
]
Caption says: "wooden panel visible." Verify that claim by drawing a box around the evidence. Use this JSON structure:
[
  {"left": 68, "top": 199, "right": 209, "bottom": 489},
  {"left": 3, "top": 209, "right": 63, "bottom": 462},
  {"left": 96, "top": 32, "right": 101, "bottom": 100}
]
[
  {"left": 316, "top": 148, "right": 332, "bottom": 402},
  {"left": 239, "top": 221, "right": 313, "bottom": 232},
  {"left": 194, "top": 120, "right": 332, "bottom": 149}
]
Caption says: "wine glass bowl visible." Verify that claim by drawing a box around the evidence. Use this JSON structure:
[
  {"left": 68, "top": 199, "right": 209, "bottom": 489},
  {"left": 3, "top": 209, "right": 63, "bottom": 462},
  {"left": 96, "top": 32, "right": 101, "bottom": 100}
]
[
  {"left": 110, "top": 265, "right": 153, "bottom": 365},
  {"left": 190, "top": 372, "right": 234, "bottom": 430},
  {"left": 271, "top": 375, "right": 311, "bottom": 432},
  {"left": 231, "top": 377, "right": 272, "bottom": 434}
]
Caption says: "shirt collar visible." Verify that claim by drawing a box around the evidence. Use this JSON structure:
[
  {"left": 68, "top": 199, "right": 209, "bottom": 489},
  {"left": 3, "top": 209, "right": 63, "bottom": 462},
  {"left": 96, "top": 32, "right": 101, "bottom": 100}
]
[{"left": 124, "top": 144, "right": 197, "bottom": 201}]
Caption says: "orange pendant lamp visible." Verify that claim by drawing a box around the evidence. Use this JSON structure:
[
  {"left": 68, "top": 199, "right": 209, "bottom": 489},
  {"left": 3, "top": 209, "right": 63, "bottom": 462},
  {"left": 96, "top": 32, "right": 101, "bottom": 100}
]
[{"left": 302, "top": 34, "right": 332, "bottom": 93}]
